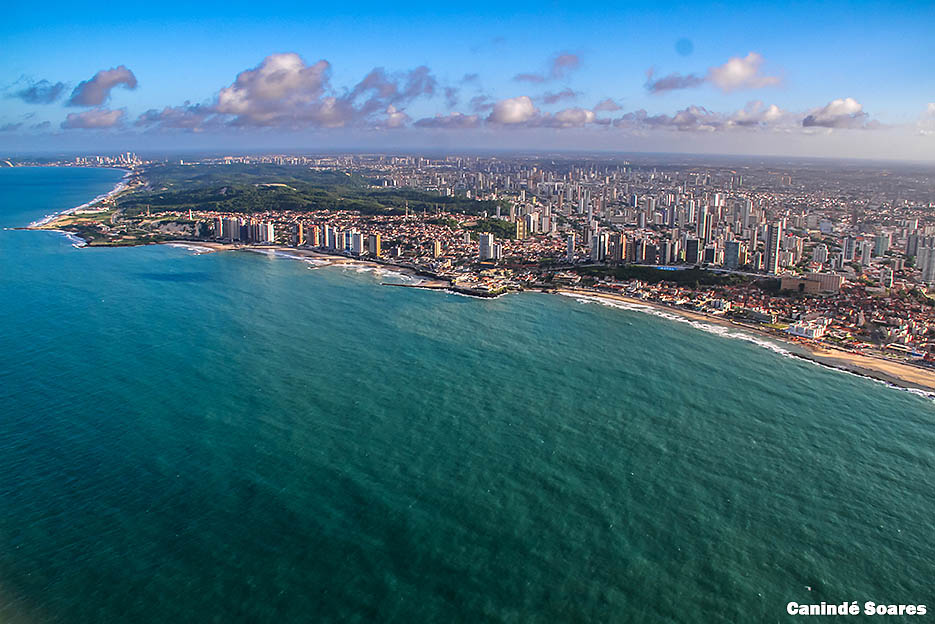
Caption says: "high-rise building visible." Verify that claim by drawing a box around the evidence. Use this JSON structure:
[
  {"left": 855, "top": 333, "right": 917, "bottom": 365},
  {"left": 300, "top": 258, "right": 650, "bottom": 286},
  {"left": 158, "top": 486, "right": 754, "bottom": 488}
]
[
  {"left": 918, "top": 246, "right": 935, "bottom": 283},
  {"left": 696, "top": 208, "right": 709, "bottom": 243},
  {"left": 566, "top": 233, "right": 576, "bottom": 263},
  {"left": 368, "top": 233, "right": 382, "bottom": 257},
  {"left": 631, "top": 239, "right": 647, "bottom": 263},
  {"left": 859, "top": 240, "right": 873, "bottom": 266},
  {"left": 658, "top": 239, "right": 671, "bottom": 265},
  {"left": 590, "top": 233, "right": 608, "bottom": 262},
  {"left": 842, "top": 236, "right": 856, "bottom": 261},
  {"left": 874, "top": 233, "right": 890, "bottom": 257},
  {"left": 724, "top": 240, "right": 741, "bottom": 269},
  {"left": 610, "top": 233, "right": 626, "bottom": 263},
  {"left": 813, "top": 243, "right": 828, "bottom": 264},
  {"left": 515, "top": 219, "right": 527, "bottom": 240},
  {"left": 765, "top": 222, "right": 783, "bottom": 274},
  {"left": 350, "top": 231, "right": 364, "bottom": 255},
  {"left": 221, "top": 217, "right": 243, "bottom": 242},
  {"left": 479, "top": 233, "right": 495, "bottom": 260},
  {"left": 685, "top": 238, "right": 701, "bottom": 265}
]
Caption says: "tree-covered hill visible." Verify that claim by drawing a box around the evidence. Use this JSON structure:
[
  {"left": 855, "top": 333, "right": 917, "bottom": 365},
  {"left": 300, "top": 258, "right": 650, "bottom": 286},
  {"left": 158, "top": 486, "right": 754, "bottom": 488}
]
[{"left": 118, "top": 163, "right": 499, "bottom": 216}]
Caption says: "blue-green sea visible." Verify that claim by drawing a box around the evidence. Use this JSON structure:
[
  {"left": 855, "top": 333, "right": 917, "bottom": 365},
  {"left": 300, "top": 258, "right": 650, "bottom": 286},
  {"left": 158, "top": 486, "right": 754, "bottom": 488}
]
[{"left": 0, "top": 167, "right": 933, "bottom": 623}]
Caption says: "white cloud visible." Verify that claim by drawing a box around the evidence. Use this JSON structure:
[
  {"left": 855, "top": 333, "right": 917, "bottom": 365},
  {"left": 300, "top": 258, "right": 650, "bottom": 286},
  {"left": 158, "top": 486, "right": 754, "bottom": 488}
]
[
  {"left": 136, "top": 53, "right": 440, "bottom": 131},
  {"left": 381, "top": 105, "right": 409, "bottom": 129},
  {"left": 541, "top": 107, "right": 595, "bottom": 128},
  {"left": 613, "top": 106, "right": 722, "bottom": 131},
  {"left": 215, "top": 53, "right": 332, "bottom": 126},
  {"left": 802, "top": 97, "right": 869, "bottom": 128},
  {"left": 612, "top": 102, "right": 794, "bottom": 132},
  {"left": 645, "top": 52, "right": 780, "bottom": 94},
  {"left": 707, "top": 52, "right": 780, "bottom": 92},
  {"left": 487, "top": 96, "right": 538, "bottom": 124},
  {"left": 727, "top": 101, "right": 790, "bottom": 127}
]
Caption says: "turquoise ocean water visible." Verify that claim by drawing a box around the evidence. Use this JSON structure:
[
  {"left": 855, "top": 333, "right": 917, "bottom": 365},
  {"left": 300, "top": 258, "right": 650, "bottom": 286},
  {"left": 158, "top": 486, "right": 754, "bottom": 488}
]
[{"left": 0, "top": 167, "right": 932, "bottom": 623}]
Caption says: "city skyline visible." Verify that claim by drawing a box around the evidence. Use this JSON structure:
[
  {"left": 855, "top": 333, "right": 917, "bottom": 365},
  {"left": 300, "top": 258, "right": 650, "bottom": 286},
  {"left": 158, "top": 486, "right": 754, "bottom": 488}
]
[
  {"left": 3, "top": 0, "right": 935, "bottom": 160},
  {"left": 22, "top": 147, "right": 935, "bottom": 381}
]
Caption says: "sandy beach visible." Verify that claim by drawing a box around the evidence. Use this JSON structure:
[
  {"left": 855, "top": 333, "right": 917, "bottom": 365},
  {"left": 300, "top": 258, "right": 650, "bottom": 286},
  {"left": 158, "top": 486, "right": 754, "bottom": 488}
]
[
  {"left": 29, "top": 170, "right": 131, "bottom": 228},
  {"left": 553, "top": 287, "right": 935, "bottom": 395}
]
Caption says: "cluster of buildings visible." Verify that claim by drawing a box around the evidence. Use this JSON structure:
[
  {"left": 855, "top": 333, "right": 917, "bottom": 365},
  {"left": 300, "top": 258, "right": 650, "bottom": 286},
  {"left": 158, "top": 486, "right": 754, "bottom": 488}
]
[
  {"left": 48, "top": 151, "right": 935, "bottom": 362},
  {"left": 214, "top": 216, "right": 275, "bottom": 244}
]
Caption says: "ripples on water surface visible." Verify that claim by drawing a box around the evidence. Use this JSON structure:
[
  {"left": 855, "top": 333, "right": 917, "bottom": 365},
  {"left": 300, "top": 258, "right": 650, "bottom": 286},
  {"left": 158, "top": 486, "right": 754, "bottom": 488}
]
[{"left": 0, "top": 168, "right": 932, "bottom": 622}]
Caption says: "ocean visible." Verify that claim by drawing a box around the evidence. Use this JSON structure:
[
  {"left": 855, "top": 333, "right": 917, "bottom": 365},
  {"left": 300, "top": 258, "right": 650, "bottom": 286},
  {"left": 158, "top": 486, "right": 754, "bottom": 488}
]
[{"left": 0, "top": 167, "right": 932, "bottom": 623}]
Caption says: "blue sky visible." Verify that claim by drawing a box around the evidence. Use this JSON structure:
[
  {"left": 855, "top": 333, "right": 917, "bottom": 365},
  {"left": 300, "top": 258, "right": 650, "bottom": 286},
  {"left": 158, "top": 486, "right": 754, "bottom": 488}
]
[{"left": 2, "top": 0, "right": 934, "bottom": 158}]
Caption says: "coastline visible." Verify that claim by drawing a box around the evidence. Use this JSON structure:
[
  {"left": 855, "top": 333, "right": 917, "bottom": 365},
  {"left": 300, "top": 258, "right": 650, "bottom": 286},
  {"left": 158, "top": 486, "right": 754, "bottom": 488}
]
[
  {"left": 153, "top": 243, "right": 935, "bottom": 395},
  {"left": 76, "top": 235, "right": 935, "bottom": 396},
  {"left": 552, "top": 287, "right": 935, "bottom": 395},
  {"left": 160, "top": 240, "right": 449, "bottom": 286},
  {"left": 35, "top": 220, "right": 935, "bottom": 396},
  {"left": 28, "top": 168, "right": 131, "bottom": 228},
  {"left": 20, "top": 167, "right": 933, "bottom": 397}
]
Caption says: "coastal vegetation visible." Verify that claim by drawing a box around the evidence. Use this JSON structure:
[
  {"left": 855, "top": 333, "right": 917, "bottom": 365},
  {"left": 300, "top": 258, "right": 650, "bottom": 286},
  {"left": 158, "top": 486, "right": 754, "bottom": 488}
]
[{"left": 116, "top": 164, "right": 499, "bottom": 216}]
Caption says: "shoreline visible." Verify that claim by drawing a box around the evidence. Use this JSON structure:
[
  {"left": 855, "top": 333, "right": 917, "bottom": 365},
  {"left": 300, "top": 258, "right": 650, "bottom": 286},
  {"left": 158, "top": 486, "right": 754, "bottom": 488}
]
[
  {"left": 156, "top": 243, "right": 935, "bottom": 395},
  {"left": 551, "top": 287, "right": 935, "bottom": 395},
  {"left": 20, "top": 170, "right": 934, "bottom": 397},
  {"left": 67, "top": 235, "right": 935, "bottom": 396},
  {"left": 160, "top": 240, "right": 448, "bottom": 286},
  {"left": 34, "top": 225, "right": 935, "bottom": 396},
  {"left": 28, "top": 168, "right": 132, "bottom": 228}
]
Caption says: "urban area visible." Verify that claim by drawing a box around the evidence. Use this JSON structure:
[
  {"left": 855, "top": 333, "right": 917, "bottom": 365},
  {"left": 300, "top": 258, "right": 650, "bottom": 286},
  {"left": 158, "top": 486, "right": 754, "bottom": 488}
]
[{"left": 22, "top": 151, "right": 935, "bottom": 368}]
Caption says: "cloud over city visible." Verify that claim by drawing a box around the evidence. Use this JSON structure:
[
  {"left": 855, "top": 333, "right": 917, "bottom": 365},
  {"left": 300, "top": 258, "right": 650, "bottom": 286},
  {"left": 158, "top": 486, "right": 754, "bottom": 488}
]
[
  {"left": 135, "top": 53, "right": 439, "bottom": 132},
  {"left": 486, "top": 96, "right": 538, "bottom": 124},
  {"left": 802, "top": 97, "right": 872, "bottom": 129},
  {"left": 646, "top": 52, "right": 780, "bottom": 94},
  {"left": 67, "top": 66, "right": 138, "bottom": 107},
  {"left": 0, "top": 51, "right": 913, "bottom": 145}
]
